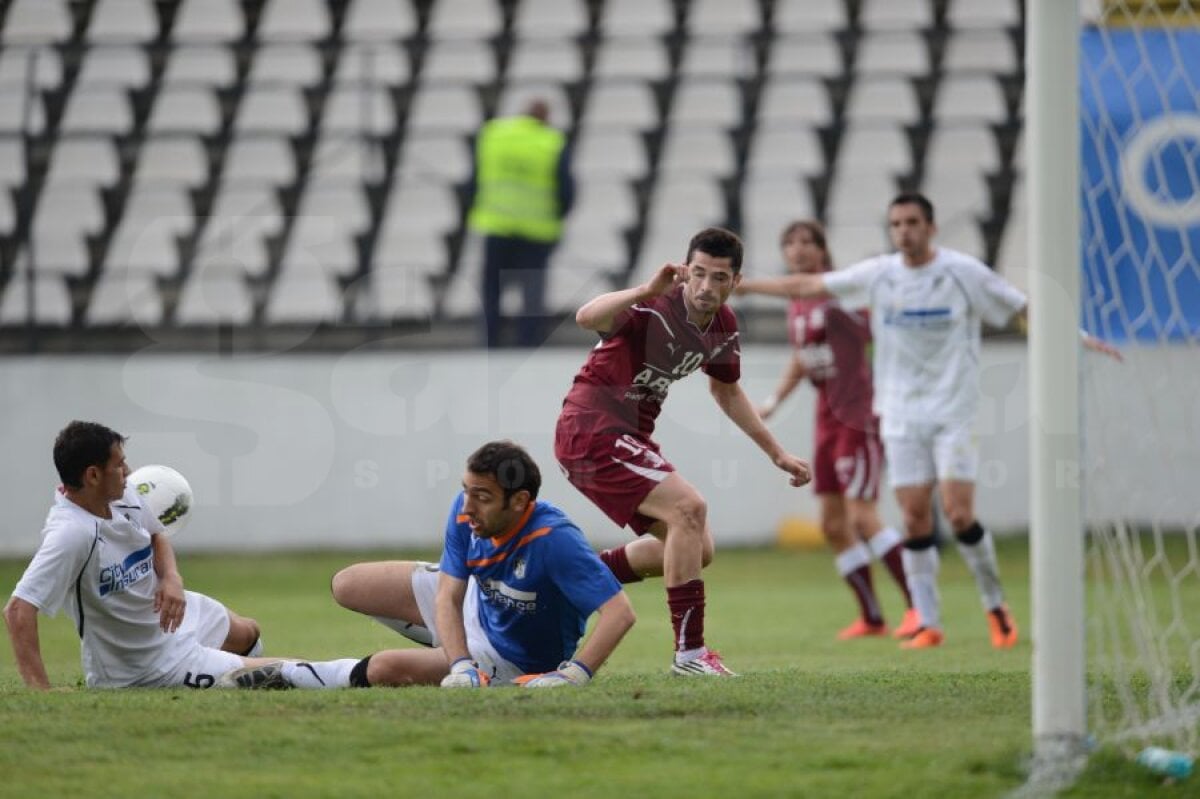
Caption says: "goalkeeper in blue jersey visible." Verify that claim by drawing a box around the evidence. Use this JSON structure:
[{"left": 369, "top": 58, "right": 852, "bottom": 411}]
[{"left": 220, "top": 440, "right": 636, "bottom": 690}]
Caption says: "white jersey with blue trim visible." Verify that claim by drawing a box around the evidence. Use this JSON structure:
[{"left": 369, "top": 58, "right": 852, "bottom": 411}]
[
  {"left": 11, "top": 485, "right": 194, "bottom": 687},
  {"left": 823, "top": 247, "right": 1027, "bottom": 426}
]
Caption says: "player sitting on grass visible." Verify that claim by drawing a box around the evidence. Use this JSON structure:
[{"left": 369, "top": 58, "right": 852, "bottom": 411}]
[
  {"left": 4, "top": 421, "right": 270, "bottom": 689},
  {"left": 219, "top": 440, "right": 636, "bottom": 690}
]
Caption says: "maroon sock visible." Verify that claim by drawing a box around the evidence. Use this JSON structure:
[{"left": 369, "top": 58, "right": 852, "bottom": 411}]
[
  {"left": 844, "top": 564, "right": 884, "bottom": 625},
  {"left": 667, "top": 579, "right": 706, "bottom": 652},
  {"left": 880, "top": 543, "right": 913, "bottom": 607},
  {"left": 599, "top": 546, "right": 642, "bottom": 584}
]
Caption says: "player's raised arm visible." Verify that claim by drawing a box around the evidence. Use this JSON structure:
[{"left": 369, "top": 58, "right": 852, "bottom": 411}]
[
  {"left": 736, "top": 272, "right": 828, "bottom": 300},
  {"left": 1011, "top": 306, "right": 1124, "bottom": 362},
  {"left": 708, "top": 377, "right": 812, "bottom": 487},
  {"left": 759, "top": 353, "right": 808, "bottom": 420},
  {"left": 3, "top": 597, "right": 51, "bottom": 690},
  {"left": 576, "top": 263, "right": 687, "bottom": 333}
]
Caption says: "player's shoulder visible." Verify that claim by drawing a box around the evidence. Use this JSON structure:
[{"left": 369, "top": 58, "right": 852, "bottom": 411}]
[
  {"left": 42, "top": 494, "right": 99, "bottom": 544},
  {"left": 715, "top": 302, "right": 739, "bottom": 331},
  {"left": 528, "top": 501, "right": 586, "bottom": 543},
  {"left": 936, "top": 247, "right": 993, "bottom": 277}
]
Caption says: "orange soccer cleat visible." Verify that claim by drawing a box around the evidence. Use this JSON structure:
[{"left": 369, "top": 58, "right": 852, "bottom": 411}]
[
  {"left": 899, "top": 627, "right": 945, "bottom": 649},
  {"left": 892, "top": 608, "right": 922, "bottom": 640},
  {"left": 987, "top": 604, "right": 1019, "bottom": 649},
  {"left": 837, "top": 619, "right": 889, "bottom": 640}
]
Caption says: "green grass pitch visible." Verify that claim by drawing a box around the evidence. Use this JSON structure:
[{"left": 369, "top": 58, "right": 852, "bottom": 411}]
[{"left": 0, "top": 539, "right": 1185, "bottom": 798}]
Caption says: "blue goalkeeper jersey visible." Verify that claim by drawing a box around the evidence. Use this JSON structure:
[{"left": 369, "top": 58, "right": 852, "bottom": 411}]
[{"left": 439, "top": 494, "right": 620, "bottom": 673}]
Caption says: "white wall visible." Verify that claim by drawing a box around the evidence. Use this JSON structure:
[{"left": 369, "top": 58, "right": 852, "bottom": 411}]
[{"left": 0, "top": 342, "right": 1191, "bottom": 556}]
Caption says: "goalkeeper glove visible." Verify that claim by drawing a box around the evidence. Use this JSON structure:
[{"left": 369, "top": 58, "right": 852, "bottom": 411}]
[
  {"left": 440, "top": 657, "right": 491, "bottom": 688},
  {"left": 512, "top": 660, "right": 592, "bottom": 688}
]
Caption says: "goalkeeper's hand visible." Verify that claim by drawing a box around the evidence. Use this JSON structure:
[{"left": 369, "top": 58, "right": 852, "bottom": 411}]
[
  {"left": 440, "top": 657, "right": 491, "bottom": 688},
  {"left": 512, "top": 660, "right": 592, "bottom": 688}
]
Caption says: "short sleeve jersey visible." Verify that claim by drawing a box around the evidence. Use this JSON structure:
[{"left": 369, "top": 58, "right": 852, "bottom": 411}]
[
  {"left": 822, "top": 248, "right": 1027, "bottom": 425},
  {"left": 439, "top": 495, "right": 622, "bottom": 673},
  {"left": 787, "top": 296, "right": 875, "bottom": 431},
  {"left": 10, "top": 486, "right": 193, "bottom": 687},
  {"left": 561, "top": 285, "right": 741, "bottom": 435}
]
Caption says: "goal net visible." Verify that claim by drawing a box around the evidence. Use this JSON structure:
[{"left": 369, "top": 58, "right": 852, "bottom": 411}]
[{"left": 1078, "top": 0, "right": 1200, "bottom": 761}]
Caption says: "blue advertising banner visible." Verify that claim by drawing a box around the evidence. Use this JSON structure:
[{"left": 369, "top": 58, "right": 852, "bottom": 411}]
[{"left": 1080, "top": 27, "right": 1200, "bottom": 342}]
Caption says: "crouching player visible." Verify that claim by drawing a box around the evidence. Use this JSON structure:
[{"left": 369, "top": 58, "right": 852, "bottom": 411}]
[{"left": 221, "top": 440, "right": 636, "bottom": 690}]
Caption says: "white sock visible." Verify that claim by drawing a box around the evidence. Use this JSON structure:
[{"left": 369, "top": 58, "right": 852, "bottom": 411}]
[
  {"left": 901, "top": 547, "right": 941, "bottom": 630},
  {"left": 675, "top": 646, "right": 705, "bottom": 663},
  {"left": 834, "top": 542, "right": 872, "bottom": 576},
  {"left": 372, "top": 616, "right": 436, "bottom": 647},
  {"left": 955, "top": 530, "right": 1005, "bottom": 610},
  {"left": 867, "top": 527, "right": 904, "bottom": 559},
  {"left": 245, "top": 637, "right": 264, "bottom": 657},
  {"left": 281, "top": 658, "right": 359, "bottom": 689}
]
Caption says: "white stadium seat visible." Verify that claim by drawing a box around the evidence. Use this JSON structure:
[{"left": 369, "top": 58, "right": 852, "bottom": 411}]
[
  {"left": 149, "top": 86, "right": 221, "bottom": 134},
  {"left": 670, "top": 79, "right": 741, "bottom": 127},
  {"left": 60, "top": 87, "right": 134, "bottom": 134},
  {"left": 397, "top": 133, "right": 472, "bottom": 182},
  {"left": 87, "top": 0, "right": 157, "bottom": 43},
  {"left": 934, "top": 75, "right": 1008, "bottom": 122},
  {"left": 836, "top": 125, "right": 911, "bottom": 172},
  {"left": 774, "top": 0, "right": 848, "bottom": 34},
  {"left": 583, "top": 83, "right": 658, "bottom": 131},
  {"left": 105, "top": 184, "right": 192, "bottom": 275},
  {"left": 86, "top": 270, "right": 164, "bottom": 326},
  {"left": 746, "top": 126, "right": 824, "bottom": 174},
  {"left": 343, "top": 0, "right": 417, "bottom": 41},
  {"left": 679, "top": 36, "right": 754, "bottom": 79},
  {"left": 0, "top": 92, "right": 45, "bottom": 134},
  {"left": 0, "top": 46, "right": 64, "bottom": 90},
  {"left": 234, "top": 86, "right": 308, "bottom": 134},
  {"left": 173, "top": 0, "right": 244, "bottom": 43},
  {"left": 826, "top": 221, "right": 891, "bottom": 265},
  {"left": 426, "top": 0, "right": 502, "bottom": 39},
  {"left": 248, "top": 44, "right": 323, "bottom": 87},
  {"left": 768, "top": 34, "right": 843, "bottom": 77},
  {"left": 320, "top": 85, "right": 395, "bottom": 135},
  {"left": 0, "top": 139, "right": 26, "bottom": 189},
  {"left": 265, "top": 267, "right": 342, "bottom": 323},
  {"left": 593, "top": 38, "right": 670, "bottom": 82},
  {"left": 826, "top": 170, "right": 901, "bottom": 223},
  {"left": 359, "top": 264, "right": 435, "bottom": 320},
  {"left": 946, "top": 0, "right": 1020, "bottom": 29},
  {"left": 513, "top": 0, "right": 587, "bottom": 38},
  {"left": 757, "top": 77, "right": 833, "bottom": 125},
  {"left": 925, "top": 124, "right": 1000, "bottom": 175},
  {"left": 380, "top": 180, "right": 458, "bottom": 241},
  {"left": 856, "top": 31, "right": 930, "bottom": 76},
  {"left": 496, "top": 81, "right": 573, "bottom": 128},
  {"left": 0, "top": 265, "right": 72, "bottom": 326},
  {"left": 221, "top": 136, "right": 295, "bottom": 185},
  {"left": 687, "top": 0, "right": 761, "bottom": 36},
  {"left": 545, "top": 256, "right": 616, "bottom": 314},
  {"left": 658, "top": 128, "right": 735, "bottom": 177},
  {"left": 258, "top": 0, "right": 330, "bottom": 41},
  {"left": 943, "top": 30, "right": 1017, "bottom": 73},
  {"left": 175, "top": 261, "right": 254, "bottom": 325},
  {"left": 572, "top": 129, "right": 647, "bottom": 178},
  {"left": 569, "top": 179, "right": 638, "bottom": 229},
  {"left": 34, "top": 185, "right": 103, "bottom": 276},
  {"left": 162, "top": 46, "right": 236, "bottom": 87},
  {"left": 603, "top": 0, "right": 673, "bottom": 37},
  {"left": 845, "top": 77, "right": 920, "bottom": 124},
  {"left": 76, "top": 48, "right": 151, "bottom": 88},
  {"left": 3, "top": 0, "right": 72, "bottom": 44},
  {"left": 406, "top": 84, "right": 482, "bottom": 133},
  {"left": 421, "top": 40, "right": 497, "bottom": 84},
  {"left": 311, "top": 135, "right": 385, "bottom": 183},
  {"left": 508, "top": 40, "right": 583, "bottom": 83},
  {"left": 46, "top": 138, "right": 120, "bottom": 186},
  {"left": 859, "top": 0, "right": 934, "bottom": 30},
  {"left": 335, "top": 42, "right": 410, "bottom": 85}
]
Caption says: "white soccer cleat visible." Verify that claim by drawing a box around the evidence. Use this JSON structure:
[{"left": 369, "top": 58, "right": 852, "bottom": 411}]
[
  {"left": 670, "top": 649, "right": 738, "bottom": 677},
  {"left": 216, "top": 660, "right": 293, "bottom": 689}
]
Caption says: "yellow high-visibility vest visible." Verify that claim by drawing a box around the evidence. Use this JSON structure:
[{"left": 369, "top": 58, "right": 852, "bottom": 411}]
[{"left": 468, "top": 116, "right": 565, "bottom": 242}]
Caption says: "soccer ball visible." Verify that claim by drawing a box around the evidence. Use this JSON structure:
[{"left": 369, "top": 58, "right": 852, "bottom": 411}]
[{"left": 128, "top": 465, "right": 193, "bottom": 537}]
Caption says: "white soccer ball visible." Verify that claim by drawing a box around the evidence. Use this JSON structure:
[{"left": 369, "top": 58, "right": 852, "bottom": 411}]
[{"left": 128, "top": 465, "right": 193, "bottom": 537}]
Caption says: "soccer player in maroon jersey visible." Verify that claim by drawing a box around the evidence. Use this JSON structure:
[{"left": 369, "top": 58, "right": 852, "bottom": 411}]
[
  {"left": 555, "top": 227, "right": 812, "bottom": 676},
  {"left": 755, "top": 221, "right": 917, "bottom": 641}
]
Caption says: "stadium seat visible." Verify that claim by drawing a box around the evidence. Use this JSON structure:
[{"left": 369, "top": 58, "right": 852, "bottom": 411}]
[
  {"left": 686, "top": 0, "right": 761, "bottom": 35},
  {"left": 248, "top": 44, "right": 323, "bottom": 87},
  {"left": 679, "top": 36, "right": 754, "bottom": 79},
  {"left": 320, "top": 85, "right": 396, "bottom": 135},
  {"left": 287, "top": 181, "right": 371, "bottom": 276},
  {"left": 767, "top": 34, "right": 843, "bottom": 77},
  {"left": 573, "top": 129, "right": 647, "bottom": 178},
  {"left": 844, "top": 77, "right": 920, "bottom": 123},
  {"left": 592, "top": 38, "right": 669, "bottom": 82},
  {"left": 856, "top": 31, "right": 930, "bottom": 76},
  {"left": 757, "top": 77, "right": 833, "bottom": 125},
  {"left": 372, "top": 224, "right": 447, "bottom": 276},
  {"left": 0, "top": 191, "right": 12, "bottom": 235},
  {"left": 406, "top": 84, "right": 482, "bottom": 133},
  {"left": 545, "top": 255, "right": 616, "bottom": 314},
  {"left": 175, "top": 261, "right": 254, "bottom": 325},
  {"left": 46, "top": 138, "right": 120, "bottom": 186},
  {"left": 198, "top": 184, "right": 284, "bottom": 276},
  {"left": 859, "top": 0, "right": 934, "bottom": 30},
  {"left": 0, "top": 92, "right": 45, "bottom": 134},
  {"left": 825, "top": 221, "right": 890, "bottom": 265},
  {"left": 0, "top": 138, "right": 25, "bottom": 191},
  {"left": 162, "top": 46, "right": 236, "bottom": 87},
  {"left": 397, "top": 132, "right": 472, "bottom": 182},
  {"left": 933, "top": 76, "right": 1008, "bottom": 122},
  {"left": 221, "top": 136, "right": 295, "bottom": 185},
  {"left": 258, "top": 0, "right": 331, "bottom": 42},
  {"left": 86, "top": 270, "right": 164, "bottom": 326},
  {"left": 34, "top": 184, "right": 104, "bottom": 276},
  {"left": 583, "top": 83, "right": 658, "bottom": 131},
  {"left": 135, "top": 137, "right": 208, "bottom": 188},
  {"left": 148, "top": 86, "right": 221, "bottom": 134},
  {"left": 513, "top": 0, "right": 588, "bottom": 38},
  {"left": 943, "top": 30, "right": 1018, "bottom": 73},
  {"left": 343, "top": 0, "right": 417, "bottom": 41},
  {"left": 310, "top": 135, "right": 385, "bottom": 183},
  {"left": 556, "top": 220, "right": 628, "bottom": 272},
  {"left": 996, "top": 176, "right": 1026, "bottom": 283},
  {"left": 925, "top": 124, "right": 1001, "bottom": 174},
  {"left": 380, "top": 179, "right": 458, "bottom": 237},
  {"left": 508, "top": 40, "right": 584, "bottom": 83},
  {"left": 836, "top": 125, "right": 911, "bottom": 172},
  {"left": 426, "top": 0, "right": 503, "bottom": 39},
  {"left": 742, "top": 173, "right": 816, "bottom": 249},
  {"left": 358, "top": 263, "right": 435, "bottom": 320},
  {"left": 172, "top": 0, "right": 244, "bottom": 43},
  {"left": 105, "top": 184, "right": 192, "bottom": 275},
  {"left": 946, "top": 0, "right": 1021, "bottom": 29},
  {"left": 922, "top": 167, "right": 990, "bottom": 222},
  {"left": 825, "top": 171, "right": 901, "bottom": 223},
  {"left": 602, "top": 0, "right": 674, "bottom": 37},
  {"left": 936, "top": 216, "right": 986, "bottom": 257},
  {"left": 0, "top": 46, "right": 64, "bottom": 90},
  {"left": 60, "top": 87, "right": 134, "bottom": 135},
  {"left": 746, "top": 126, "right": 824, "bottom": 174},
  {"left": 2, "top": 0, "right": 71, "bottom": 44},
  {"left": 649, "top": 175, "right": 724, "bottom": 229},
  {"left": 569, "top": 179, "right": 637, "bottom": 229},
  {"left": 234, "top": 86, "right": 308, "bottom": 134},
  {"left": 0, "top": 265, "right": 72, "bottom": 325},
  {"left": 658, "top": 129, "right": 736, "bottom": 177},
  {"left": 441, "top": 245, "right": 483, "bottom": 317},
  {"left": 496, "top": 82, "right": 573, "bottom": 127},
  {"left": 335, "top": 42, "right": 410, "bottom": 86},
  {"left": 669, "top": 79, "right": 741, "bottom": 127},
  {"left": 421, "top": 40, "right": 498, "bottom": 84},
  {"left": 87, "top": 0, "right": 157, "bottom": 43},
  {"left": 773, "top": 0, "right": 848, "bottom": 34},
  {"left": 76, "top": 48, "right": 151, "bottom": 89}
]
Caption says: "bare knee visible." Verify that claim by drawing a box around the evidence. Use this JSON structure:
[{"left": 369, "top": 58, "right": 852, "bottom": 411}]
[
  {"left": 224, "top": 614, "right": 261, "bottom": 654},
  {"left": 330, "top": 565, "right": 362, "bottom": 610},
  {"left": 669, "top": 494, "right": 708, "bottom": 535},
  {"left": 700, "top": 535, "right": 714, "bottom": 567},
  {"left": 944, "top": 508, "right": 974, "bottom": 533}
]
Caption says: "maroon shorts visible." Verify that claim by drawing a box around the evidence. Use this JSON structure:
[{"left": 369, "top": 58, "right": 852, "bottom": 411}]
[
  {"left": 554, "top": 411, "right": 675, "bottom": 535},
  {"left": 813, "top": 416, "right": 884, "bottom": 500}
]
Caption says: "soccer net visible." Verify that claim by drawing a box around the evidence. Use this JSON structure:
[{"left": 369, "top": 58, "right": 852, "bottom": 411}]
[{"left": 1078, "top": 0, "right": 1200, "bottom": 761}]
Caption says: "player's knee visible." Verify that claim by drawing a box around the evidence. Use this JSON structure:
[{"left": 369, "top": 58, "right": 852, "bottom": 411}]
[
  {"left": 225, "top": 615, "right": 261, "bottom": 654},
  {"left": 700, "top": 537, "right": 714, "bottom": 567},
  {"left": 330, "top": 567, "right": 360, "bottom": 609},
  {"left": 670, "top": 494, "right": 708, "bottom": 533},
  {"left": 945, "top": 508, "right": 974, "bottom": 533}
]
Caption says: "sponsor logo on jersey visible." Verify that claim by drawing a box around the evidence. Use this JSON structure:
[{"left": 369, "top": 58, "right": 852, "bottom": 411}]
[
  {"left": 479, "top": 578, "right": 538, "bottom": 614},
  {"left": 884, "top": 307, "right": 953, "bottom": 330},
  {"left": 98, "top": 544, "right": 154, "bottom": 597}
]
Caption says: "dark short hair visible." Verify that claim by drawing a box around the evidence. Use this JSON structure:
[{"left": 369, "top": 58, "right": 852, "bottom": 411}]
[
  {"left": 889, "top": 192, "right": 936, "bottom": 223},
  {"left": 54, "top": 421, "right": 125, "bottom": 489},
  {"left": 685, "top": 227, "right": 744, "bottom": 274},
  {"left": 466, "top": 440, "right": 541, "bottom": 502},
  {"left": 779, "top": 219, "right": 833, "bottom": 270}
]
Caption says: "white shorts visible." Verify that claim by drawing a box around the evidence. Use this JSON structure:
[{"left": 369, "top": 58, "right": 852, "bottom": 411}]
[
  {"left": 410, "top": 562, "right": 524, "bottom": 685},
  {"left": 137, "top": 591, "right": 240, "bottom": 689},
  {"left": 882, "top": 417, "right": 979, "bottom": 487}
]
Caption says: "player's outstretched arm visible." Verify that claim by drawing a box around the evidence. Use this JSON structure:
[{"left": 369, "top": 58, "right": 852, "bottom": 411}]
[
  {"left": 151, "top": 533, "right": 186, "bottom": 634},
  {"left": 3, "top": 597, "right": 51, "bottom": 690},
  {"left": 759, "top": 353, "right": 808, "bottom": 420},
  {"left": 1012, "top": 307, "right": 1124, "bottom": 362},
  {"left": 735, "top": 273, "right": 828, "bottom": 300},
  {"left": 576, "top": 263, "right": 687, "bottom": 333},
  {"left": 709, "top": 377, "right": 812, "bottom": 487},
  {"left": 516, "top": 591, "right": 636, "bottom": 688}
]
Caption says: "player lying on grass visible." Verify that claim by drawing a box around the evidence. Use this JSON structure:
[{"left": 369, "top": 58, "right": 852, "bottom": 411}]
[
  {"left": 219, "top": 440, "right": 636, "bottom": 690},
  {"left": 3, "top": 421, "right": 269, "bottom": 689}
]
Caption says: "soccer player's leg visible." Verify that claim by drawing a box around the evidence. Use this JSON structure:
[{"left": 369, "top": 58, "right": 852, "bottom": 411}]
[
  {"left": 329, "top": 560, "right": 436, "bottom": 647},
  {"left": 821, "top": 494, "right": 887, "bottom": 639},
  {"left": 176, "top": 590, "right": 264, "bottom": 657},
  {"left": 893, "top": 482, "right": 944, "bottom": 648}
]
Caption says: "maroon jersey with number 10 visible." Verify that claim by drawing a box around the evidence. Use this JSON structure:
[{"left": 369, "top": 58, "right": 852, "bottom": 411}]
[{"left": 787, "top": 297, "right": 875, "bottom": 432}]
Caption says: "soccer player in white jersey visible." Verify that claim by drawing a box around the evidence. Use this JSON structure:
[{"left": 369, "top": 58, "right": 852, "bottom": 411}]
[
  {"left": 738, "top": 193, "right": 1121, "bottom": 649},
  {"left": 3, "top": 421, "right": 280, "bottom": 689}
]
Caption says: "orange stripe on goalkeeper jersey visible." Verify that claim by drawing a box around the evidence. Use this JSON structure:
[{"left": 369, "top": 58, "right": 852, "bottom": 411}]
[
  {"left": 463, "top": 504, "right": 538, "bottom": 567},
  {"left": 516, "top": 527, "right": 553, "bottom": 549},
  {"left": 465, "top": 527, "right": 553, "bottom": 568}
]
